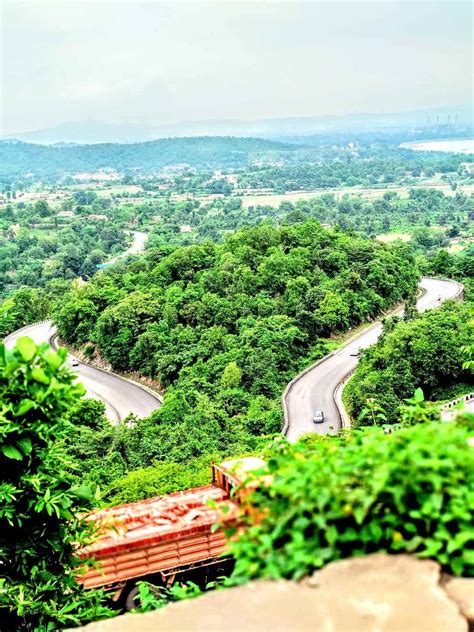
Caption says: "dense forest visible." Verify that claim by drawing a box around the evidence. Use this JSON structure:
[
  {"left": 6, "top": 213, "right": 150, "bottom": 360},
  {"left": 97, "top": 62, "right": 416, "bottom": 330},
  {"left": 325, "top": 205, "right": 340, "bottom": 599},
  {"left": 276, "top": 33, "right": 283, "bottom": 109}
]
[
  {"left": 0, "top": 137, "right": 302, "bottom": 177},
  {"left": 51, "top": 221, "right": 419, "bottom": 498},
  {"left": 236, "top": 149, "right": 472, "bottom": 191},
  {"left": 344, "top": 300, "right": 474, "bottom": 425},
  {"left": 0, "top": 201, "right": 128, "bottom": 297},
  {"left": 1, "top": 183, "right": 472, "bottom": 317},
  {"left": 1, "top": 135, "right": 472, "bottom": 181},
  {"left": 141, "top": 188, "right": 473, "bottom": 248}
]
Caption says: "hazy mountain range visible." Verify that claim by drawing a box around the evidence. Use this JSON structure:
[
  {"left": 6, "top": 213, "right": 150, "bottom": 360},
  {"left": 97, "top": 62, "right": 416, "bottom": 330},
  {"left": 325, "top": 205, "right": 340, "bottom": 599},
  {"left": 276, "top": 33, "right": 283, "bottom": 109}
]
[
  {"left": 4, "top": 105, "right": 472, "bottom": 145},
  {"left": 0, "top": 136, "right": 307, "bottom": 178}
]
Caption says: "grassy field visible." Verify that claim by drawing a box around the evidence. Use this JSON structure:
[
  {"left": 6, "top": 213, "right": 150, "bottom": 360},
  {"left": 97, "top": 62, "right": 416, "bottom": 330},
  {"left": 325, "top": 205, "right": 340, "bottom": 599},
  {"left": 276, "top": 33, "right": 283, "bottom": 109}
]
[
  {"left": 447, "top": 237, "right": 474, "bottom": 253},
  {"left": 240, "top": 182, "right": 474, "bottom": 209},
  {"left": 375, "top": 233, "right": 411, "bottom": 243},
  {"left": 94, "top": 185, "right": 143, "bottom": 197},
  {"left": 374, "top": 232, "right": 473, "bottom": 252}
]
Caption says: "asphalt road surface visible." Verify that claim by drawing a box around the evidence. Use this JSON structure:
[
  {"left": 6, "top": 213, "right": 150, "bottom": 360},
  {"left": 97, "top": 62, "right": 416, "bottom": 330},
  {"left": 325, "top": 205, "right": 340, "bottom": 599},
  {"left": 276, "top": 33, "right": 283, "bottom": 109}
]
[
  {"left": 4, "top": 321, "right": 162, "bottom": 423},
  {"left": 107, "top": 231, "right": 148, "bottom": 265},
  {"left": 285, "top": 278, "right": 463, "bottom": 442}
]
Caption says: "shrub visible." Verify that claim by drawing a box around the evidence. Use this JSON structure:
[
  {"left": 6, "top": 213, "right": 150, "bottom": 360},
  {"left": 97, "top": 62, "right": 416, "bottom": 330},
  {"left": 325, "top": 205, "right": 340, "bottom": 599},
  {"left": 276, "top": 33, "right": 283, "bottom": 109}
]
[
  {"left": 83, "top": 343, "right": 96, "bottom": 359},
  {"left": 0, "top": 337, "right": 112, "bottom": 630},
  {"left": 104, "top": 455, "right": 216, "bottom": 505},
  {"left": 230, "top": 421, "right": 474, "bottom": 581}
]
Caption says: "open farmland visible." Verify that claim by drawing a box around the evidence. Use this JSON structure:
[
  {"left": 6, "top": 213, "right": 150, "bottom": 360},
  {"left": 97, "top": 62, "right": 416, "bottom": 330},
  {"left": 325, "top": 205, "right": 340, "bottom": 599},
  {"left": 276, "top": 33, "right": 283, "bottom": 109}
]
[
  {"left": 376, "top": 232, "right": 412, "bottom": 243},
  {"left": 240, "top": 182, "right": 474, "bottom": 208}
]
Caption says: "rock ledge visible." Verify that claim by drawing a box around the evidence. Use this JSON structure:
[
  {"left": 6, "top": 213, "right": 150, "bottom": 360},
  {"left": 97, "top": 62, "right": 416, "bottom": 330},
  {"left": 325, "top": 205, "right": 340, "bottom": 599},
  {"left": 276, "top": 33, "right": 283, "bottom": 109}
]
[{"left": 75, "top": 554, "right": 473, "bottom": 631}]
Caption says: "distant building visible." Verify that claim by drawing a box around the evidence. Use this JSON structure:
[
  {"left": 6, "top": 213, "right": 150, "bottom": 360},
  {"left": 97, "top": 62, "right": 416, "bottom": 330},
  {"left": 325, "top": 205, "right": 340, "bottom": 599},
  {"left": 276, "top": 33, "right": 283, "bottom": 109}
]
[
  {"left": 171, "top": 192, "right": 194, "bottom": 201},
  {"left": 88, "top": 214, "right": 108, "bottom": 221},
  {"left": 224, "top": 174, "right": 238, "bottom": 184},
  {"left": 151, "top": 215, "right": 162, "bottom": 222},
  {"left": 180, "top": 224, "right": 193, "bottom": 233},
  {"left": 73, "top": 171, "right": 120, "bottom": 181},
  {"left": 57, "top": 210, "right": 74, "bottom": 218},
  {"left": 234, "top": 188, "right": 274, "bottom": 195},
  {"left": 163, "top": 163, "right": 191, "bottom": 173}
]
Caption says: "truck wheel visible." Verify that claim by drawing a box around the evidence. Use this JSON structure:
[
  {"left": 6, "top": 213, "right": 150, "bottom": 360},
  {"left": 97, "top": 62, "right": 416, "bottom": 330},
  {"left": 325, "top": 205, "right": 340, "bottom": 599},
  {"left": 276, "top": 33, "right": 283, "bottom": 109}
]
[{"left": 124, "top": 585, "right": 141, "bottom": 612}]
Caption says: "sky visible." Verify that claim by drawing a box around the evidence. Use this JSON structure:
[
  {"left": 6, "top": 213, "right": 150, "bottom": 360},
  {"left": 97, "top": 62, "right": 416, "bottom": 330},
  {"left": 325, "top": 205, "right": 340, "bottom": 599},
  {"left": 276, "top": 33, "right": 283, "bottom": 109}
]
[{"left": 1, "top": 0, "right": 472, "bottom": 135}]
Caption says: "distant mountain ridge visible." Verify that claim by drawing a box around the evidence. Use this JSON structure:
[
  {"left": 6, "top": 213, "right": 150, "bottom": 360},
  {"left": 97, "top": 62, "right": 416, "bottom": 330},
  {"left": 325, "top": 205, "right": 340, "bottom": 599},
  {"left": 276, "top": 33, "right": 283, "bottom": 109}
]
[
  {"left": 6, "top": 105, "right": 472, "bottom": 145},
  {"left": 0, "top": 135, "right": 304, "bottom": 177}
]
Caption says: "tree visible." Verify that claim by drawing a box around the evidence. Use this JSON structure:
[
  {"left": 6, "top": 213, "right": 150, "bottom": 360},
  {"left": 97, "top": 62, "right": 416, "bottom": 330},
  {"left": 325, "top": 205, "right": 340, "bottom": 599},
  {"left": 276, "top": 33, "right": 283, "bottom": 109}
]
[
  {"left": 0, "top": 287, "right": 50, "bottom": 337},
  {"left": 462, "top": 326, "right": 474, "bottom": 372},
  {"left": 34, "top": 199, "right": 50, "bottom": 217},
  {"left": 0, "top": 337, "right": 112, "bottom": 630},
  {"left": 95, "top": 291, "right": 162, "bottom": 369},
  {"left": 403, "top": 293, "right": 418, "bottom": 322},
  {"left": 314, "top": 291, "right": 350, "bottom": 334},
  {"left": 56, "top": 296, "right": 99, "bottom": 344},
  {"left": 221, "top": 361, "right": 242, "bottom": 388},
  {"left": 430, "top": 249, "right": 455, "bottom": 277},
  {"left": 0, "top": 203, "right": 15, "bottom": 222}
]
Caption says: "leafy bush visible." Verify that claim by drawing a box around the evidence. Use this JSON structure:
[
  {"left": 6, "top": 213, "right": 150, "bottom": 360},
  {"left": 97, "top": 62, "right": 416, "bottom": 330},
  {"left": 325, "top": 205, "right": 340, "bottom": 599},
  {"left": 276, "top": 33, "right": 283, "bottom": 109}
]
[
  {"left": 0, "top": 337, "right": 112, "bottom": 630},
  {"left": 230, "top": 420, "right": 474, "bottom": 581},
  {"left": 104, "top": 455, "right": 216, "bottom": 506},
  {"left": 133, "top": 580, "right": 207, "bottom": 614}
]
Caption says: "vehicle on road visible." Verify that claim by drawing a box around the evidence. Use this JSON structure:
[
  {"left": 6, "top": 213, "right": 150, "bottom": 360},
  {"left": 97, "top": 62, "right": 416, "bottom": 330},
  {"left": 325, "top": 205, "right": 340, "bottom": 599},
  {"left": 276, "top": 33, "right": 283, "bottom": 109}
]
[
  {"left": 313, "top": 410, "right": 324, "bottom": 423},
  {"left": 349, "top": 348, "right": 361, "bottom": 357},
  {"left": 71, "top": 358, "right": 79, "bottom": 367},
  {"left": 77, "top": 457, "right": 264, "bottom": 611}
]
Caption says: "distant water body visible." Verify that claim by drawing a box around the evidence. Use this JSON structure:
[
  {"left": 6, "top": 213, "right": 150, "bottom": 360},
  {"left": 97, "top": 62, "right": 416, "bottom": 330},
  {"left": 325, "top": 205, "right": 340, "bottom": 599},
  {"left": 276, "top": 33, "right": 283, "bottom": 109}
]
[{"left": 400, "top": 139, "right": 474, "bottom": 154}]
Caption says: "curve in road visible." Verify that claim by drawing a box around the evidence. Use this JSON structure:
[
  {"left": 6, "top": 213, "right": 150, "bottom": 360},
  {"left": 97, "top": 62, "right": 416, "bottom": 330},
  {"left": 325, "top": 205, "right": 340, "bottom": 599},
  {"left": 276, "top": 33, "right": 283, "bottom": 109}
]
[
  {"left": 284, "top": 277, "right": 463, "bottom": 443},
  {"left": 106, "top": 231, "right": 148, "bottom": 265},
  {"left": 4, "top": 321, "right": 162, "bottom": 423}
]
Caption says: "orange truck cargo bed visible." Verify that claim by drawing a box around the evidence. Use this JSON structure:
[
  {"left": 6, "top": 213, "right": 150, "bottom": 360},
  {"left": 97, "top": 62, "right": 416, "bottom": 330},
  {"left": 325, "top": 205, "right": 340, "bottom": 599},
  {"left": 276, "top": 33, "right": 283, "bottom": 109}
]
[{"left": 77, "top": 484, "right": 239, "bottom": 589}]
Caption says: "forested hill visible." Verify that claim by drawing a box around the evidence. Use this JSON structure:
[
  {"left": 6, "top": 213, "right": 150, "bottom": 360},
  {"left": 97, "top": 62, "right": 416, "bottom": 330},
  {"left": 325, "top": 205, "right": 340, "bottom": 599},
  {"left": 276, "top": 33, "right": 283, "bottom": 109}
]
[
  {"left": 53, "top": 220, "right": 419, "bottom": 496},
  {"left": 0, "top": 136, "right": 303, "bottom": 177}
]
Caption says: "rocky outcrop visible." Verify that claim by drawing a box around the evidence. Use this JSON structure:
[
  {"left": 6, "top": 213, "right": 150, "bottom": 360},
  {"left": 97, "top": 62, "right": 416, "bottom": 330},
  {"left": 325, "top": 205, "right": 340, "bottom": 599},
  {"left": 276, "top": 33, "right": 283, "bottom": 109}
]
[
  {"left": 75, "top": 554, "right": 473, "bottom": 632},
  {"left": 444, "top": 577, "right": 474, "bottom": 626}
]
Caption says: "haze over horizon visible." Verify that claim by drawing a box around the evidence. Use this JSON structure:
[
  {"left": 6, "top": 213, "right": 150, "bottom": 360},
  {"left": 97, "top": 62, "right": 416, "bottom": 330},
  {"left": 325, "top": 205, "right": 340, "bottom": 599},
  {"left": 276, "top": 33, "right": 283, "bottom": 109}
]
[{"left": 2, "top": 0, "right": 472, "bottom": 139}]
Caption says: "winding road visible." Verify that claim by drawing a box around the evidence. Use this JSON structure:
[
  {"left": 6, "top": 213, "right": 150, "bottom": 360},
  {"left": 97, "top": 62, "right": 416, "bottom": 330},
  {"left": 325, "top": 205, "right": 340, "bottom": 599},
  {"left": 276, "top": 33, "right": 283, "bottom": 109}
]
[
  {"left": 4, "top": 230, "right": 162, "bottom": 423},
  {"left": 284, "top": 277, "right": 464, "bottom": 443},
  {"left": 106, "top": 231, "right": 149, "bottom": 265},
  {"left": 4, "top": 321, "right": 162, "bottom": 422},
  {"left": 4, "top": 276, "right": 463, "bottom": 430}
]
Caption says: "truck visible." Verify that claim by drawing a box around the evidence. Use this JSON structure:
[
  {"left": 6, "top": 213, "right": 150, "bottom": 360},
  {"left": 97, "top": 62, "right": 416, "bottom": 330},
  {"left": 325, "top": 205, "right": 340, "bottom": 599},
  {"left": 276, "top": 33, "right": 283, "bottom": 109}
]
[{"left": 77, "top": 457, "right": 265, "bottom": 610}]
